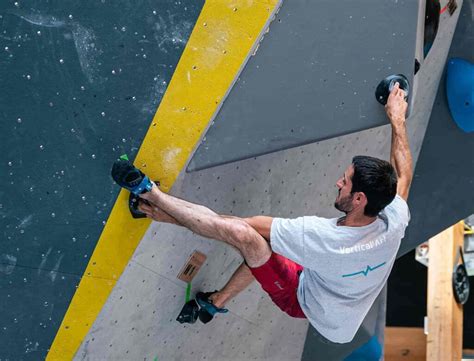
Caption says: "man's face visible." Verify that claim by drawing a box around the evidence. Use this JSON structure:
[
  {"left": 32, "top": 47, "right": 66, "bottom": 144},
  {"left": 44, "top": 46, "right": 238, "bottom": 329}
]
[{"left": 334, "top": 165, "right": 355, "bottom": 213}]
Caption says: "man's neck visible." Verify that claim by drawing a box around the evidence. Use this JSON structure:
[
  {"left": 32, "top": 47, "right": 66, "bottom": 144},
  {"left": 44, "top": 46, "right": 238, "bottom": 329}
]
[{"left": 338, "top": 212, "right": 378, "bottom": 227}]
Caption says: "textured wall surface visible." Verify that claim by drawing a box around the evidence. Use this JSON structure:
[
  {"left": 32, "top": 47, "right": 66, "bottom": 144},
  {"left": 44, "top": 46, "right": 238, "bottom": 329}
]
[
  {"left": 188, "top": 0, "right": 420, "bottom": 171},
  {"left": 400, "top": 0, "right": 474, "bottom": 257},
  {"left": 0, "top": 1, "right": 204, "bottom": 359},
  {"left": 387, "top": 0, "right": 474, "bottom": 349}
]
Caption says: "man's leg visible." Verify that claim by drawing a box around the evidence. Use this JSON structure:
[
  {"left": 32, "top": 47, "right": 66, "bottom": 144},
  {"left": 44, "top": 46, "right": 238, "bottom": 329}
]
[
  {"left": 138, "top": 202, "right": 256, "bottom": 308},
  {"left": 136, "top": 190, "right": 304, "bottom": 319},
  {"left": 140, "top": 184, "right": 272, "bottom": 268},
  {"left": 210, "top": 262, "right": 255, "bottom": 308}
]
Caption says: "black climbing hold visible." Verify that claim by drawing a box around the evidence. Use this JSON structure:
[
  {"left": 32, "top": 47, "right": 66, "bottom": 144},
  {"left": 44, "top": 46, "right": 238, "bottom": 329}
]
[
  {"left": 176, "top": 299, "right": 200, "bottom": 324},
  {"left": 452, "top": 247, "right": 470, "bottom": 305},
  {"left": 414, "top": 59, "right": 420, "bottom": 74},
  {"left": 453, "top": 263, "right": 470, "bottom": 304},
  {"left": 129, "top": 194, "right": 148, "bottom": 219},
  {"left": 375, "top": 74, "right": 410, "bottom": 105}
]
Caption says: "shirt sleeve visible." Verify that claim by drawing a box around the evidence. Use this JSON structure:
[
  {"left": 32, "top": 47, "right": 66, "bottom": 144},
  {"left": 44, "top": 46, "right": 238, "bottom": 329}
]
[
  {"left": 270, "top": 217, "right": 306, "bottom": 265},
  {"left": 384, "top": 194, "right": 411, "bottom": 227},
  {"left": 381, "top": 194, "right": 411, "bottom": 230}
]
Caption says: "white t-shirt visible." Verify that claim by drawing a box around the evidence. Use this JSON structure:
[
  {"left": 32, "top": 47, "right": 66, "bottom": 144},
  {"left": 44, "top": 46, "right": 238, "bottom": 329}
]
[{"left": 270, "top": 195, "right": 410, "bottom": 343}]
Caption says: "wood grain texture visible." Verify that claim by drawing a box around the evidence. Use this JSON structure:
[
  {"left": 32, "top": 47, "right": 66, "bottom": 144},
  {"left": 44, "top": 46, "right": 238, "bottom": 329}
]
[
  {"left": 427, "top": 222, "right": 464, "bottom": 361},
  {"left": 385, "top": 327, "right": 426, "bottom": 361}
]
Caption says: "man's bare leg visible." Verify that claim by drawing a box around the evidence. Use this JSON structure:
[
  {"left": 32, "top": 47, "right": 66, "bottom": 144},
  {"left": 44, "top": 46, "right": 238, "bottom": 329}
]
[
  {"left": 209, "top": 263, "right": 255, "bottom": 308},
  {"left": 139, "top": 184, "right": 272, "bottom": 268},
  {"left": 139, "top": 201, "right": 257, "bottom": 308}
]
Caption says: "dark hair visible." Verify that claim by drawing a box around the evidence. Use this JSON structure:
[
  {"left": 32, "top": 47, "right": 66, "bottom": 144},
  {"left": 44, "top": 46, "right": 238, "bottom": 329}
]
[{"left": 351, "top": 156, "right": 397, "bottom": 217}]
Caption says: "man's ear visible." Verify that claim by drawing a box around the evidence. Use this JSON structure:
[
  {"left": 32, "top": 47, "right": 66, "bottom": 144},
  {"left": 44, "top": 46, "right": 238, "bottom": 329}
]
[{"left": 355, "top": 192, "right": 367, "bottom": 205}]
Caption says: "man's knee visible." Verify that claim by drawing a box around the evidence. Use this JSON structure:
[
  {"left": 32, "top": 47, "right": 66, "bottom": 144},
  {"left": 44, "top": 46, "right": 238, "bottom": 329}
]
[
  {"left": 226, "top": 219, "right": 259, "bottom": 245},
  {"left": 224, "top": 219, "right": 272, "bottom": 268}
]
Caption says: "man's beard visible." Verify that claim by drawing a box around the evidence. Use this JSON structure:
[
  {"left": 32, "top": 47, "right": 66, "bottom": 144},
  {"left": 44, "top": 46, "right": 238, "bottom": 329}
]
[{"left": 334, "top": 193, "right": 354, "bottom": 214}]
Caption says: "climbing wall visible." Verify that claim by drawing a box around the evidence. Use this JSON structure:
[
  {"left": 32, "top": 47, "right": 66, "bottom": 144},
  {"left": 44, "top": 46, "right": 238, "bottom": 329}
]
[
  {"left": 0, "top": 0, "right": 464, "bottom": 359},
  {"left": 0, "top": 1, "right": 204, "bottom": 359},
  {"left": 75, "top": 0, "right": 463, "bottom": 360}
]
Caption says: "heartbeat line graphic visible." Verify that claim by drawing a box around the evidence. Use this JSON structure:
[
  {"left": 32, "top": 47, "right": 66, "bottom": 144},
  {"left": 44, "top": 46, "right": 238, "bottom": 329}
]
[{"left": 342, "top": 262, "right": 387, "bottom": 278}]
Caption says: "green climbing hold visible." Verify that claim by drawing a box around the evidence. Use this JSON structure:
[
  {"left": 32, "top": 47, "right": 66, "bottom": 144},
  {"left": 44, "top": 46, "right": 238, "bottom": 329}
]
[{"left": 185, "top": 283, "right": 192, "bottom": 303}]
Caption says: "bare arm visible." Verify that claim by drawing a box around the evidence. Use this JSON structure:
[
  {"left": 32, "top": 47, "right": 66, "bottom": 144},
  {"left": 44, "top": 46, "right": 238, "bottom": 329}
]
[
  {"left": 242, "top": 216, "right": 273, "bottom": 241},
  {"left": 138, "top": 201, "right": 273, "bottom": 240},
  {"left": 385, "top": 83, "right": 413, "bottom": 201}
]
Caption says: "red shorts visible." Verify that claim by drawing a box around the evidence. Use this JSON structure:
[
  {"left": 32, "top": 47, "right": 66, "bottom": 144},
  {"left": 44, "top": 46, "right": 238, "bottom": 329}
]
[{"left": 248, "top": 252, "right": 306, "bottom": 318}]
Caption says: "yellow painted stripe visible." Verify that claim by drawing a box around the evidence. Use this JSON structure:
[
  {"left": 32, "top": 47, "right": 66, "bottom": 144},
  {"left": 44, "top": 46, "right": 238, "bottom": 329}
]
[{"left": 46, "top": 1, "right": 279, "bottom": 359}]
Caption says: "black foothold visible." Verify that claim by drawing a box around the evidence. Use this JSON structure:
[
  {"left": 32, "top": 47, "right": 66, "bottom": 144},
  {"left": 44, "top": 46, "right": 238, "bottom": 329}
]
[{"left": 176, "top": 300, "right": 200, "bottom": 324}]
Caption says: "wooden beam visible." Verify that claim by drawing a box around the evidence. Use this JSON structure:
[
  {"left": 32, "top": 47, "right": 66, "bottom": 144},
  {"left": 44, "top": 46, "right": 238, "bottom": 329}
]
[
  {"left": 384, "top": 328, "right": 474, "bottom": 360},
  {"left": 385, "top": 327, "right": 426, "bottom": 361},
  {"left": 464, "top": 349, "right": 474, "bottom": 356},
  {"left": 426, "top": 221, "right": 464, "bottom": 361}
]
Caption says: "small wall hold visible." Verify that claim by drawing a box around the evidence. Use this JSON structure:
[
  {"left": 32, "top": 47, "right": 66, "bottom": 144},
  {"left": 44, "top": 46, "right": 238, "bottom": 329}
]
[
  {"left": 177, "top": 250, "right": 207, "bottom": 283},
  {"left": 447, "top": 0, "right": 457, "bottom": 15}
]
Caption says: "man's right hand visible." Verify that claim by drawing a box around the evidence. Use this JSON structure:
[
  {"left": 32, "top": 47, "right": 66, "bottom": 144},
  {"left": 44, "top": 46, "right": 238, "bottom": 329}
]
[{"left": 385, "top": 82, "right": 408, "bottom": 127}]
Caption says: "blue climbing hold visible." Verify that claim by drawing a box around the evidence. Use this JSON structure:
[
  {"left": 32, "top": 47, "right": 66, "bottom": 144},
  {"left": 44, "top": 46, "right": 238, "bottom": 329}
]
[
  {"left": 343, "top": 336, "right": 382, "bottom": 361},
  {"left": 446, "top": 58, "right": 474, "bottom": 133}
]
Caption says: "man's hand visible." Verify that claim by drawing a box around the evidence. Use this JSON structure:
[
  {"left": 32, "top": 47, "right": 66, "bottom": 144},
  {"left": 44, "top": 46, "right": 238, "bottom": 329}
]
[{"left": 385, "top": 82, "right": 408, "bottom": 126}]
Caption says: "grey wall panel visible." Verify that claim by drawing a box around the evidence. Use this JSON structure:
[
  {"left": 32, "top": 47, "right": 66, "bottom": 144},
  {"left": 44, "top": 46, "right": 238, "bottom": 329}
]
[
  {"left": 188, "top": 0, "right": 419, "bottom": 171},
  {"left": 400, "top": 0, "right": 474, "bottom": 257}
]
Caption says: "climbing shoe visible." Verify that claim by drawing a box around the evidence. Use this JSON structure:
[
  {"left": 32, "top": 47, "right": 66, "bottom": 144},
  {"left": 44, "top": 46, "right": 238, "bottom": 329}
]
[
  {"left": 196, "top": 291, "right": 229, "bottom": 324},
  {"left": 111, "top": 159, "right": 154, "bottom": 195}
]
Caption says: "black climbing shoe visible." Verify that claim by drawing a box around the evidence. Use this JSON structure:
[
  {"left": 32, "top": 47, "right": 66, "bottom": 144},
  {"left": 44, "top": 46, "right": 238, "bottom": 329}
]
[
  {"left": 196, "top": 291, "right": 228, "bottom": 324},
  {"left": 111, "top": 160, "right": 154, "bottom": 195}
]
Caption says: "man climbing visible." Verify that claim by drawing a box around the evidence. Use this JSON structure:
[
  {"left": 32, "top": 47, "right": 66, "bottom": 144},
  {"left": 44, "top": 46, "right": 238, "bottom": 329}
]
[{"left": 111, "top": 83, "right": 412, "bottom": 344}]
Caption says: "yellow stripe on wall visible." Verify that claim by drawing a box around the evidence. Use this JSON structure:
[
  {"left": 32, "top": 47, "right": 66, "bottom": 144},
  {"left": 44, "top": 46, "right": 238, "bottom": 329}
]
[{"left": 46, "top": 0, "right": 280, "bottom": 359}]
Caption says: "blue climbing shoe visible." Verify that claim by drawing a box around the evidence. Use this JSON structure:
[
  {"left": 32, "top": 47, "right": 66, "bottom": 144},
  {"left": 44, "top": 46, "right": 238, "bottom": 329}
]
[
  {"left": 111, "top": 160, "right": 154, "bottom": 195},
  {"left": 196, "top": 291, "right": 229, "bottom": 324}
]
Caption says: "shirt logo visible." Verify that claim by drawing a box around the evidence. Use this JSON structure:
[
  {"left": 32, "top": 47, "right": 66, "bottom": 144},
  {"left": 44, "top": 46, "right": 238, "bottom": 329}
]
[{"left": 342, "top": 262, "right": 387, "bottom": 278}]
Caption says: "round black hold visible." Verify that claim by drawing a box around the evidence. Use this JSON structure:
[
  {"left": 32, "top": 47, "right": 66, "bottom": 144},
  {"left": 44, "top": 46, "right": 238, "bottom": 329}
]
[
  {"left": 452, "top": 263, "right": 470, "bottom": 305},
  {"left": 375, "top": 74, "right": 410, "bottom": 105}
]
